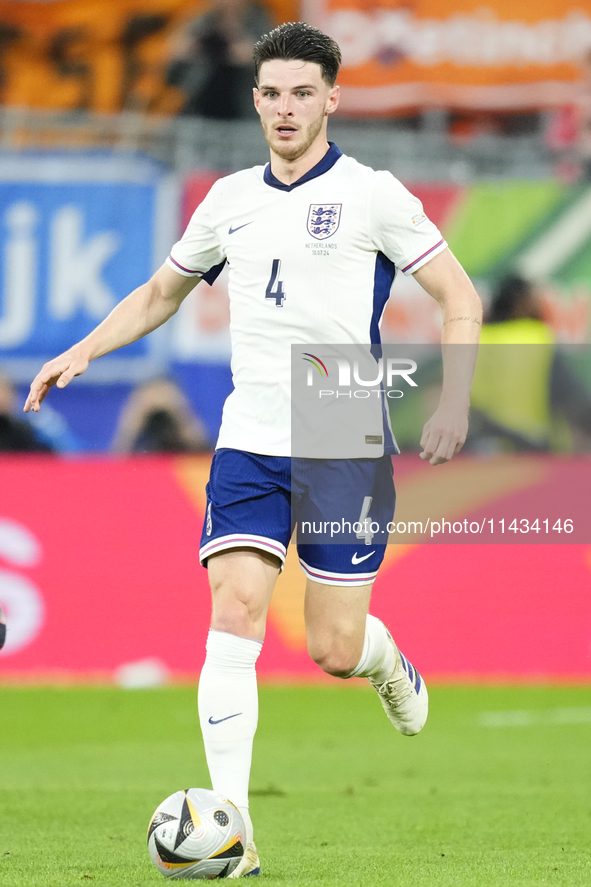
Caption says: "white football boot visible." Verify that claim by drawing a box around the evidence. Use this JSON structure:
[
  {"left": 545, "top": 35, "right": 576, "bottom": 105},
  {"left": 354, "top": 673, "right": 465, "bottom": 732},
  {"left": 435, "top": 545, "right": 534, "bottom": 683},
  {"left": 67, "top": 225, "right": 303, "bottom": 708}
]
[
  {"left": 227, "top": 842, "right": 260, "bottom": 879},
  {"left": 369, "top": 632, "right": 428, "bottom": 736}
]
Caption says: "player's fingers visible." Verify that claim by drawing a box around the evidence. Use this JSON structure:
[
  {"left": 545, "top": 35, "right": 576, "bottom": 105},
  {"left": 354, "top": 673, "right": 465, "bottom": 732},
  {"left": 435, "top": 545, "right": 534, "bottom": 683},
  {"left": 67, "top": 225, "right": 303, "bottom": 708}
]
[
  {"left": 420, "top": 430, "right": 453, "bottom": 465},
  {"left": 418, "top": 427, "right": 435, "bottom": 460},
  {"left": 430, "top": 446, "right": 453, "bottom": 465},
  {"left": 28, "top": 372, "right": 61, "bottom": 407},
  {"left": 23, "top": 390, "right": 34, "bottom": 412},
  {"left": 431, "top": 429, "right": 467, "bottom": 464},
  {"left": 55, "top": 367, "right": 77, "bottom": 388},
  {"left": 25, "top": 359, "right": 73, "bottom": 411},
  {"left": 432, "top": 429, "right": 462, "bottom": 464},
  {"left": 419, "top": 423, "right": 432, "bottom": 452},
  {"left": 419, "top": 441, "right": 433, "bottom": 461},
  {"left": 34, "top": 382, "right": 53, "bottom": 408},
  {"left": 24, "top": 380, "right": 48, "bottom": 412},
  {"left": 428, "top": 443, "right": 450, "bottom": 465},
  {"left": 419, "top": 440, "right": 436, "bottom": 462},
  {"left": 421, "top": 409, "right": 468, "bottom": 463},
  {"left": 419, "top": 421, "right": 444, "bottom": 461}
]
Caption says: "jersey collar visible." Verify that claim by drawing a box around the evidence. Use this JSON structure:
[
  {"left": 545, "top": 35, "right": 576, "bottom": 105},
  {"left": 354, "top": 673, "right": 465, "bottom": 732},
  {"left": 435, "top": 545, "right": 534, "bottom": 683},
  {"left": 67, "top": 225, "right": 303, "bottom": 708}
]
[{"left": 263, "top": 142, "right": 342, "bottom": 192}]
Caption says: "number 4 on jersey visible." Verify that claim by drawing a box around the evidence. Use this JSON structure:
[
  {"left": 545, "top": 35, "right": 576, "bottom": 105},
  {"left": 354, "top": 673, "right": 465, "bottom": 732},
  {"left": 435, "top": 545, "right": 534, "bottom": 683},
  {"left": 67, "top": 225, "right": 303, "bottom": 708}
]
[{"left": 266, "top": 259, "right": 286, "bottom": 307}]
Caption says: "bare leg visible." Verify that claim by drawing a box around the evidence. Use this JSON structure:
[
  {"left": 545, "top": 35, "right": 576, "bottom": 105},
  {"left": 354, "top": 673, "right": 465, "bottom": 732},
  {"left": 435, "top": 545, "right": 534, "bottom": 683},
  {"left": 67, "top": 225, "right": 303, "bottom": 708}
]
[
  {"left": 304, "top": 577, "right": 428, "bottom": 735},
  {"left": 208, "top": 547, "right": 280, "bottom": 640},
  {"left": 304, "top": 579, "right": 372, "bottom": 676}
]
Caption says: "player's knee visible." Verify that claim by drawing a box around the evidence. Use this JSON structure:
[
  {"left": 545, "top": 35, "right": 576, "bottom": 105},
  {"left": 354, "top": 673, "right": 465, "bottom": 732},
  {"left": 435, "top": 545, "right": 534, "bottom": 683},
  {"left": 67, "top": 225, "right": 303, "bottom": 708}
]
[
  {"left": 211, "top": 592, "right": 259, "bottom": 636},
  {"left": 308, "top": 639, "right": 360, "bottom": 678},
  {"left": 209, "top": 575, "right": 269, "bottom": 636},
  {"left": 207, "top": 550, "right": 277, "bottom": 636}
]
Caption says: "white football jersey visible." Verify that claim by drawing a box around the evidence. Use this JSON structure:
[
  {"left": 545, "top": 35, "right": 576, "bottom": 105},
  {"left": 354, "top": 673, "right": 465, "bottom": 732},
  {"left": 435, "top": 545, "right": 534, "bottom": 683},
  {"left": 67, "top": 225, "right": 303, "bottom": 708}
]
[{"left": 167, "top": 144, "right": 446, "bottom": 457}]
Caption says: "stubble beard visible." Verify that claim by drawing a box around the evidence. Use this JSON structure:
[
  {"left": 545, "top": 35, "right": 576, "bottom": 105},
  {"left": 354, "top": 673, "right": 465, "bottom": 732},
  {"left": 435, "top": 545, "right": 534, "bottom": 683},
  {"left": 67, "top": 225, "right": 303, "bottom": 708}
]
[{"left": 262, "top": 110, "right": 326, "bottom": 163}]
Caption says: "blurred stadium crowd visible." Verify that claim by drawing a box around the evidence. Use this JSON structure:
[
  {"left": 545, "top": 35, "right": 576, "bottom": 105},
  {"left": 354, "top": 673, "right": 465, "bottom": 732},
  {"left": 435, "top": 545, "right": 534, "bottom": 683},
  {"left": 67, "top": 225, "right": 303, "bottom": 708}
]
[{"left": 1, "top": 0, "right": 591, "bottom": 454}]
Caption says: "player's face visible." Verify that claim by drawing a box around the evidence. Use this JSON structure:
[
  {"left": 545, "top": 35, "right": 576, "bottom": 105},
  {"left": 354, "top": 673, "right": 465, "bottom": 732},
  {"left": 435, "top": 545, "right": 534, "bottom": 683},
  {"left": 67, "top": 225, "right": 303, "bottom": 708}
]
[{"left": 254, "top": 60, "right": 339, "bottom": 163}]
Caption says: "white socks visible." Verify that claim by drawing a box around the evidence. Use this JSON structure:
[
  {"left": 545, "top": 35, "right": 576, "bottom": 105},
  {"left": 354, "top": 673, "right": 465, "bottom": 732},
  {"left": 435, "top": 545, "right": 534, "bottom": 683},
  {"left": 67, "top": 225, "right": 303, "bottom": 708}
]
[
  {"left": 347, "top": 614, "right": 396, "bottom": 683},
  {"left": 198, "top": 629, "right": 262, "bottom": 844},
  {"left": 197, "top": 618, "right": 392, "bottom": 845}
]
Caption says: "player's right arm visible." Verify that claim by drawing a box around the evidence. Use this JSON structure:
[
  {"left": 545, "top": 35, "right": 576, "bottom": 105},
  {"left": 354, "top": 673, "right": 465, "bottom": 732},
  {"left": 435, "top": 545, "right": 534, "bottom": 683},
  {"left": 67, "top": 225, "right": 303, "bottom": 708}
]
[{"left": 24, "top": 264, "right": 200, "bottom": 412}]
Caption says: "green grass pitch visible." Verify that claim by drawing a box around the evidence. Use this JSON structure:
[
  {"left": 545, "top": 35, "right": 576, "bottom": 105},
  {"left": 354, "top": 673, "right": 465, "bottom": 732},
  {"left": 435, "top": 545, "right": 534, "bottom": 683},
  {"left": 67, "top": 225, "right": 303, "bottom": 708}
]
[{"left": 1, "top": 683, "right": 590, "bottom": 886}]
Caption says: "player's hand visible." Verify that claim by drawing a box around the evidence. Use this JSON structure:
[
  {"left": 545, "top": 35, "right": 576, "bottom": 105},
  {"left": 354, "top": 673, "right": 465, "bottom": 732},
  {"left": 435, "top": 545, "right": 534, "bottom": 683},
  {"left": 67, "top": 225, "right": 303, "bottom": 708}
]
[
  {"left": 419, "top": 403, "right": 469, "bottom": 465},
  {"left": 24, "top": 349, "right": 90, "bottom": 412}
]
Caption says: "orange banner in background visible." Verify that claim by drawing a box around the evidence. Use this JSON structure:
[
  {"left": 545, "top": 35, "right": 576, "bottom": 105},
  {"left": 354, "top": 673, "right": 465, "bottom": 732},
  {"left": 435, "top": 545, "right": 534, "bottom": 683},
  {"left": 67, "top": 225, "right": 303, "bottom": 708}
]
[
  {"left": 301, "top": 0, "right": 591, "bottom": 112},
  {"left": 0, "top": 0, "right": 588, "bottom": 114},
  {"left": 0, "top": 0, "right": 296, "bottom": 113}
]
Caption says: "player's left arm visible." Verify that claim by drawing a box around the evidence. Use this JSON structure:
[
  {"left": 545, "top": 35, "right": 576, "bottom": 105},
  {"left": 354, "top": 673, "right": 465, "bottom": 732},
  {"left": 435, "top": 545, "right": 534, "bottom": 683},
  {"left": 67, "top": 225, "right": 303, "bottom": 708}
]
[{"left": 412, "top": 248, "right": 482, "bottom": 465}]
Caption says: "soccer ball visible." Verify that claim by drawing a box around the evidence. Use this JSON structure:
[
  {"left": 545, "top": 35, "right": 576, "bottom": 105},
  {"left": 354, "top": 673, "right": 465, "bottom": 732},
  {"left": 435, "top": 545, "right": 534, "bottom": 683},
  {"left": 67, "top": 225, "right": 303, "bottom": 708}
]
[{"left": 147, "top": 788, "right": 245, "bottom": 879}]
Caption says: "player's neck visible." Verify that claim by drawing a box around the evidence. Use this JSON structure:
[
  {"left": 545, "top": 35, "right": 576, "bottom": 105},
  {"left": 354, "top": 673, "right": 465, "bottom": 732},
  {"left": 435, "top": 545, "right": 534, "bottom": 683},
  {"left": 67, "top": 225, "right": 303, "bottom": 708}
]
[{"left": 269, "top": 138, "right": 331, "bottom": 185}]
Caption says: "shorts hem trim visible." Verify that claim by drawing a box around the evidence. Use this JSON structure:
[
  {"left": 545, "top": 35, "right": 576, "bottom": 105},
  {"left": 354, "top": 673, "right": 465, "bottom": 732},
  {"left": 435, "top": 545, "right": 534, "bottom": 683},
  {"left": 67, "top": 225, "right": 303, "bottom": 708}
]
[
  {"left": 299, "top": 558, "right": 378, "bottom": 586},
  {"left": 200, "top": 534, "right": 287, "bottom": 565}
]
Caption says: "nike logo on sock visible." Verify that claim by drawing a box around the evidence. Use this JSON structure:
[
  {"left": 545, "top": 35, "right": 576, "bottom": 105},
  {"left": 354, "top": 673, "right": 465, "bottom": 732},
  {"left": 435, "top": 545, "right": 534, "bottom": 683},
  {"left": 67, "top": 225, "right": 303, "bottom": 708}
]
[
  {"left": 351, "top": 551, "right": 375, "bottom": 564},
  {"left": 208, "top": 713, "right": 243, "bottom": 725},
  {"left": 228, "top": 222, "right": 253, "bottom": 235}
]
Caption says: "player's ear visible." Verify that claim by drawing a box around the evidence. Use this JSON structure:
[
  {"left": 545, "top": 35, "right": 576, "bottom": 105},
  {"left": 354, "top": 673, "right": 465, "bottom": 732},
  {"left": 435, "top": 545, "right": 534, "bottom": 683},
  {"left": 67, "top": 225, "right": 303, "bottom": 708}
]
[
  {"left": 325, "top": 85, "right": 339, "bottom": 117},
  {"left": 253, "top": 87, "right": 261, "bottom": 115}
]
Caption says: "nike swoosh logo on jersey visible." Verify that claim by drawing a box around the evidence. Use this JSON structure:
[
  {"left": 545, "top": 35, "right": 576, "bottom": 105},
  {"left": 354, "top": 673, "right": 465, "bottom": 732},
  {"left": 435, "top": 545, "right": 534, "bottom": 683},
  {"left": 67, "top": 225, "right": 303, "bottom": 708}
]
[
  {"left": 351, "top": 551, "right": 375, "bottom": 564},
  {"left": 208, "top": 713, "right": 242, "bottom": 725},
  {"left": 228, "top": 222, "right": 253, "bottom": 234}
]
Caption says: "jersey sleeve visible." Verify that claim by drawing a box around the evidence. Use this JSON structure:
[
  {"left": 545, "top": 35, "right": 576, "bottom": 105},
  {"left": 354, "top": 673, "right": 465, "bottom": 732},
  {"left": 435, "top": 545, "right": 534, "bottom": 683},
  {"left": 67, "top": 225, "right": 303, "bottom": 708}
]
[
  {"left": 369, "top": 172, "right": 447, "bottom": 276},
  {"left": 166, "top": 181, "right": 226, "bottom": 284}
]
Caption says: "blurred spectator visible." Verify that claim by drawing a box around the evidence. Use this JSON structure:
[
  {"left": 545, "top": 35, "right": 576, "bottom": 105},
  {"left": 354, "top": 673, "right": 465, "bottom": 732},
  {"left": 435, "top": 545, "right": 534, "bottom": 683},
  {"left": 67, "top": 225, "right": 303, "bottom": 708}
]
[
  {"left": 166, "top": 0, "right": 271, "bottom": 119},
  {"left": 0, "top": 372, "right": 54, "bottom": 453},
  {"left": 546, "top": 49, "right": 591, "bottom": 180},
  {"left": 577, "top": 49, "right": 591, "bottom": 178},
  {"left": 450, "top": 111, "right": 542, "bottom": 144},
  {"left": 467, "top": 276, "right": 591, "bottom": 452},
  {"left": 112, "top": 378, "right": 210, "bottom": 453},
  {"left": 484, "top": 274, "right": 548, "bottom": 328}
]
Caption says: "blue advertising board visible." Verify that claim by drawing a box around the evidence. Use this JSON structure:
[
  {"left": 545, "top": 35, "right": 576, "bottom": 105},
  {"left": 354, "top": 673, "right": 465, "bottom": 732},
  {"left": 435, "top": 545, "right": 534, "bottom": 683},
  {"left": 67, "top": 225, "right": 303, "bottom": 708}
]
[{"left": 0, "top": 153, "right": 178, "bottom": 378}]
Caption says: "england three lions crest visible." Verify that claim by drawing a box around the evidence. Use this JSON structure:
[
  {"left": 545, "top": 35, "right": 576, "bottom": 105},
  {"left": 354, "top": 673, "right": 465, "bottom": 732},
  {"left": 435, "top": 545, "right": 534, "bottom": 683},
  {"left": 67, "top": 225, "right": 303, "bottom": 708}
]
[{"left": 307, "top": 204, "right": 342, "bottom": 240}]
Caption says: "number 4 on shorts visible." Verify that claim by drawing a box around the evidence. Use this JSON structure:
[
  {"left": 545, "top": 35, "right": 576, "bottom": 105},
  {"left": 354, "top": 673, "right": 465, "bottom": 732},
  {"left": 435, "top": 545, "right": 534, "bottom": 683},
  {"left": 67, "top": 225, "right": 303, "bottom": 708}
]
[{"left": 356, "top": 496, "right": 375, "bottom": 545}]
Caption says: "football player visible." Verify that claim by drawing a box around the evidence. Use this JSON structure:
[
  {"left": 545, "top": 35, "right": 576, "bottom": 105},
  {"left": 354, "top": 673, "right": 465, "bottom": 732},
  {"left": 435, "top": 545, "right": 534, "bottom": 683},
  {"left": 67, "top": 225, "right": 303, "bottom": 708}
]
[{"left": 25, "top": 22, "right": 481, "bottom": 878}]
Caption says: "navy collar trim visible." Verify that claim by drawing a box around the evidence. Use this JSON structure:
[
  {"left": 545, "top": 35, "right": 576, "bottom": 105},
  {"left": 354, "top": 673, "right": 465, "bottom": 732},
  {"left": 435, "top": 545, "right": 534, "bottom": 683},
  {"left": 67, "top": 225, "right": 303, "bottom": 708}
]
[{"left": 263, "top": 142, "right": 342, "bottom": 192}]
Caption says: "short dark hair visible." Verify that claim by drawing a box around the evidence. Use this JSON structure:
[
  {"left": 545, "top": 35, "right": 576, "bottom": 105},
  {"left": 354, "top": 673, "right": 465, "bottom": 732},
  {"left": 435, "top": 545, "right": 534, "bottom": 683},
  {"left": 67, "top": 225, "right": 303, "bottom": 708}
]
[{"left": 253, "top": 22, "right": 341, "bottom": 87}]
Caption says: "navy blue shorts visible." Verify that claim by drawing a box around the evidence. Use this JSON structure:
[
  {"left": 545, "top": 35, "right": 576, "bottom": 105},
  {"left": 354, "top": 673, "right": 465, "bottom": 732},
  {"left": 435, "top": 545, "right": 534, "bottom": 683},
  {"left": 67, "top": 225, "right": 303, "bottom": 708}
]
[{"left": 199, "top": 449, "right": 395, "bottom": 586}]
